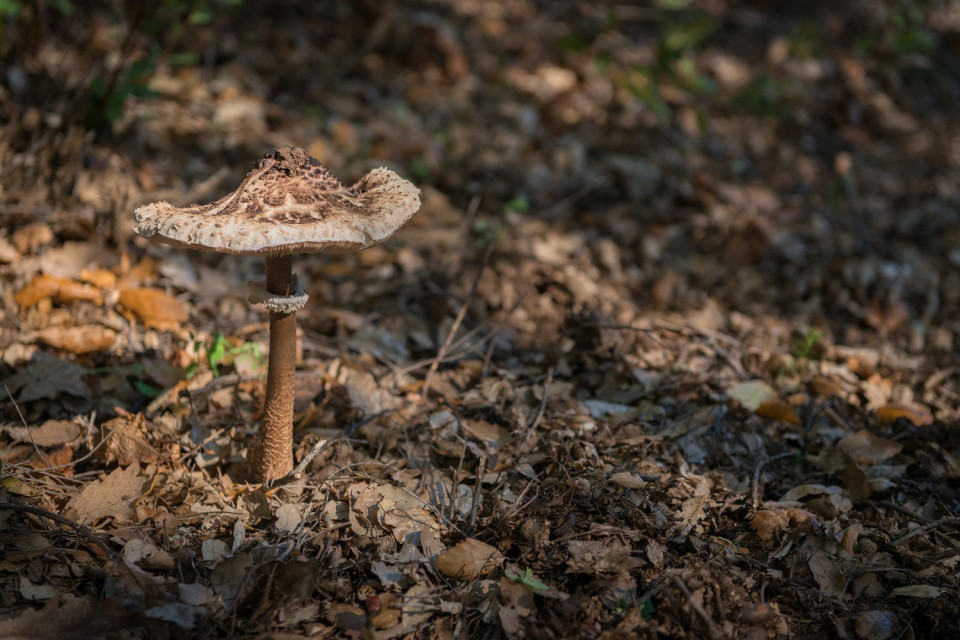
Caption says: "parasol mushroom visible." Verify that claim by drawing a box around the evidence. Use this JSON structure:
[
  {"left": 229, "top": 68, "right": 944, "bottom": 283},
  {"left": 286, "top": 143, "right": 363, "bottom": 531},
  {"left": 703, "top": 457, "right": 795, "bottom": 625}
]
[{"left": 133, "top": 146, "right": 420, "bottom": 482}]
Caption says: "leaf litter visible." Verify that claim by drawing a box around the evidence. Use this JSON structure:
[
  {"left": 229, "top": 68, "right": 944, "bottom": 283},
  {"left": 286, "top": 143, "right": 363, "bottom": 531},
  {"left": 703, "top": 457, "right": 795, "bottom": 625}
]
[{"left": 1, "top": 2, "right": 959, "bottom": 639}]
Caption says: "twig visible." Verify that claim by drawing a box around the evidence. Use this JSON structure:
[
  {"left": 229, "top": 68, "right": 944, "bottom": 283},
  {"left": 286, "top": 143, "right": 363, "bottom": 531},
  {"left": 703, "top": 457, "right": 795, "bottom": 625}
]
[
  {"left": 4, "top": 385, "right": 52, "bottom": 468},
  {"left": 671, "top": 574, "right": 720, "bottom": 640},
  {"left": 752, "top": 450, "right": 801, "bottom": 509},
  {"left": 516, "top": 369, "right": 552, "bottom": 455},
  {"left": 467, "top": 456, "right": 487, "bottom": 535},
  {"left": 421, "top": 247, "right": 491, "bottom": 400},
  {"left": 0, "top": 502, "right": 120, "bottom": 560},
  {"left": 891, "top": 517, "right": 960, "bottom": 546}
]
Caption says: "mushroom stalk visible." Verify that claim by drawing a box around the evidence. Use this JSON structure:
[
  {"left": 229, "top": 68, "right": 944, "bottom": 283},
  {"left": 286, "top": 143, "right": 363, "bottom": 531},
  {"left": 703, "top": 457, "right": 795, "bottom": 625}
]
[{"left": 259, "top": 254, "right": 296, "bottom": 481}]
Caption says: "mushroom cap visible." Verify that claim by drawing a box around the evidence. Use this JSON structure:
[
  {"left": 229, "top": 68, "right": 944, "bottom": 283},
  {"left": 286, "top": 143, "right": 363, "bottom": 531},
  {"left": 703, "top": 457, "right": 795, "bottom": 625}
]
[{"left": 133, "top": 146, "right": 421, "bottom": 256}]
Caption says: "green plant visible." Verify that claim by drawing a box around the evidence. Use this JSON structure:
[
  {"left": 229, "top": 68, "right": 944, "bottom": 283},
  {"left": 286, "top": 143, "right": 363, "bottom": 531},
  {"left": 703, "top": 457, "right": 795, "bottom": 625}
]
[
  {"left": 83, "top": 0, "right": 244, "bottom": 135},
  {"left": 795, "top": 327, "right": 822, "bottom": 361},
  {"left": 185, "top": 332, "right": 264, "bottom": 379},
  {"left": 504, "top": 567, "right": 548, "bottom": 592}
]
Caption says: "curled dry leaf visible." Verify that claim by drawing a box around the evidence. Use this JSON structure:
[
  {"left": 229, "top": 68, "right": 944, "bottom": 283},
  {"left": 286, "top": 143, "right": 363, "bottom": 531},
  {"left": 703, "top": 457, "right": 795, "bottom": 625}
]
[
  {"left": 756, "top": 400, "right": 801, "bottom": 426},
  {"left": 875, "top": 404, "right": 933, "bottom": 427},
  {"left": 435, "top": 538, "right": 504, "bottom": 581},
  {"left": 119, "top": 288, "right": 188, "bottom": 330},
  {"left": 97, "top": 414, "right": 161, "bottom": 467},
  {"left": 751, "top": 508, "right": 820, "bottom": 542},
  {"left": 14, "top": 275, "right": 103, "bottom": 308},
  {"left": 34, "top": 325, "right": 117, "bottom": 354}
]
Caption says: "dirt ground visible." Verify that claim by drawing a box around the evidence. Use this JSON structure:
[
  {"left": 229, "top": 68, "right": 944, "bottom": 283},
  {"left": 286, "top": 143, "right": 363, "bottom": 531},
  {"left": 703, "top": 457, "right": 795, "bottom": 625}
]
[{"left": 1, "top": 1, "right": 959, "bottom": 638}]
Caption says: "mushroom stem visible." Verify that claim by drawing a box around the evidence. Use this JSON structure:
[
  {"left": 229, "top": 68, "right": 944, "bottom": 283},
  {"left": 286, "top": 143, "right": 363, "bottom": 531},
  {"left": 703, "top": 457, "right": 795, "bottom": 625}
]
[{"left": 259, "top": 254, "right": 297, "bottom": 482}]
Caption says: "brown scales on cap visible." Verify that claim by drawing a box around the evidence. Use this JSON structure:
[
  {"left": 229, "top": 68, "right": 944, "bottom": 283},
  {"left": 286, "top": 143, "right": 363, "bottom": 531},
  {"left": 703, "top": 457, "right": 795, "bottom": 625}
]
[
  {"left": 133, "top": 146, "right": 421, "bottom": 482},
  {"left": 134, "top": 146, "right": 421, "bottom": 257}
]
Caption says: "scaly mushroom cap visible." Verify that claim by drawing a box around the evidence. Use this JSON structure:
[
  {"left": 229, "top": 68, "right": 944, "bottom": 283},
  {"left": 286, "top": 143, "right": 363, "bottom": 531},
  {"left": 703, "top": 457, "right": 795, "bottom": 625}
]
[{"left": 133, "top": 146, "right": 421, "bottom": 256}]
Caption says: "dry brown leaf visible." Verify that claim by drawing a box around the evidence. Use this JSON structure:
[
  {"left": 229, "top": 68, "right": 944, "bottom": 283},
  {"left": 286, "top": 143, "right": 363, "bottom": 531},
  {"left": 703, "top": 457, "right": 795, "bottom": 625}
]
[
  {"left": 2, "top": 419, "right": 82, "bottom": 447},
  {"left": 436, "top": 538, "right": 504, "bottom": 580},
  {"left": 97, "top": 414, "right": 161, "bottom": 466},
  {"left": 79, "top": 268, "right": 117, "bottom": 288},
  {"left": 756, "top": 400, "right": 801, "bottom": 426},
  {"left": 34, "top": 325, "right": 117, "bottom": 354},
  {"left": 837, "top": 429, "right": 902, "bottom": 465},
  {"left": 14, "top": 275, "right": 103, "bottom": 308},
  {"left": 751, "top": 510, "right": 789, "bottom": 542},
  {"left": 875, "top": 404, "right": 933, "bottom": 427},
  {"left": 807, "top": 550, "right": 844, "bottom": 598},
  {"left": 566, "top": 540, "right": 642, "bottom": 573},
  {"left": 842, "top": 462, "right": 872, "bottom": 500},
  {"left": 119, "top": 287, "right": 188, "bottom": 330},
  {"left": 66, "top": 463, "right": 153, "bottom": 524},
  {"left": 12, "top": 222, "right": 54, "bottom": 254}
]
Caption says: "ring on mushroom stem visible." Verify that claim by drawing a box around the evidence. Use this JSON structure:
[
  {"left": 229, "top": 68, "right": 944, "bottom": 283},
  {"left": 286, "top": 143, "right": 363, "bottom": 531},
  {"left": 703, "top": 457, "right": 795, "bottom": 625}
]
[{"left": 133, "top": 146, "right": 421, "bottom": 482}]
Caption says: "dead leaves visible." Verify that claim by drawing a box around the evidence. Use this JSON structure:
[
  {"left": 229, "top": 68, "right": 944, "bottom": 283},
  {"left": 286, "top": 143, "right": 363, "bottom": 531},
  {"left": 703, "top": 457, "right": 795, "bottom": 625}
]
[
  {"left": 65, "top": 463, "right": 155, "bottom": 524},
  {"left": 436, "top": 538, "right": 504, "bottom": 580},
  {"left": 118, "top": 288, "right": 188, "bottom": 330}
]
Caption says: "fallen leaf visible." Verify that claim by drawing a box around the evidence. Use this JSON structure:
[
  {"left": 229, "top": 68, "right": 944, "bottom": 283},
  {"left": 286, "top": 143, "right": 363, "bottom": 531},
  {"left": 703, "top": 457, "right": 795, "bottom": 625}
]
[
  {"left": 854, "top": 610, "right": 898, "bottom": 640},
  {"left": 119, "top": 288, "right": 188, "bottom": 330},
  {"left": 889, "top": 585, "right": 942, "bottom": 598},
  {"left": 97, "top": 414, "right": 161, "bottom": 466},
  {"left": 566, "top": 540, "right": 642, "bottom": 573},
  {"left": 14, "top": 275, "right": 103, "bottom": 308},
  {"left": 807, "top": 550, "right": 844, "bottom": 598},
  {"left": 727, "top": 379, "right": 777, "bottom": 411},
  {"left": 66, "top": 463, "right": 152, "bottom": 524},
  {"left": 837, "top": 429, "right": 902, "bottom": 465},
  {"left": 608, "top": 471, "right": 650, "bottom": 489},
  {"left": 12, "top": 222, "right": 54, "bottom": 254},
  {"left": 34, "top": 325, "right": 117, "bottom": 354},
  {"left": 756, "top": 400, "right": 801, "bottom": 426},
  {"left": 436, "top": 538, "right": 504, "bottom": 580},
  {"left": 2, "top": 419, "right": 82, "bottom": 447},
  {"left": 275, "top": 503, "right": 303, "bottom": 531},
  {"left": 875, "top": 404, "right": 933, "bottom": 427},
  {"left": 1, "top": 356, "right": 91, "bottom": 403}
]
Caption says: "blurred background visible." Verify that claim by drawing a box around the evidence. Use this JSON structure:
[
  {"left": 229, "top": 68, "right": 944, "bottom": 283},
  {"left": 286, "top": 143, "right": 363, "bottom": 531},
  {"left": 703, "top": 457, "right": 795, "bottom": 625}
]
[{"left": 2, "top": 0, "right": 959, "bottom": 401}]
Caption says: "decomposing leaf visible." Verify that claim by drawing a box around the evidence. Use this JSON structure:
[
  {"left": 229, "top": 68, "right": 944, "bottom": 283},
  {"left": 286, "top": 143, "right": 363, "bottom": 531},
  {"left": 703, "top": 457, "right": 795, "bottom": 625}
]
[
  {"left": 119, "top": 287, "right": 188, "bottom": 330},
  {"left": 97, "top": 413, "right": 161, "bottom": 466},
  {"left": 837, "top": 429, "right": 902, "bottom": 465},
  {"left": 807, "top": 550, "right": 844, "bottom": 598},
  {"left": 565, "top": 540, "right": 642, "bottom": 573},
  {"left": 854, "top": 609, "right": 898, "bottom": 640},
  {"left": 1, "top": 356, "right": 91, "bottom": 403},
  {"left": 436, "top": 538, "right": 504, "bottom": 580}
]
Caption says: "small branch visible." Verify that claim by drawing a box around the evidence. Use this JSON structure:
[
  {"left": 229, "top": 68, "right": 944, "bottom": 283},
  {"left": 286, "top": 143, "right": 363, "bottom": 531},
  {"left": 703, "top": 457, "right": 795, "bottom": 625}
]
[
  {"left": 467, "top": 456, "right": 487, "bottom": 535},
  {"left": 421, "top": 246, "right": 491, "bottom": 400},
  {"left": 0, "top": 502, "right": 120, "bottom": 560},
  {"left": 672, "top": 574, "right": 720, "bottom": 640}
]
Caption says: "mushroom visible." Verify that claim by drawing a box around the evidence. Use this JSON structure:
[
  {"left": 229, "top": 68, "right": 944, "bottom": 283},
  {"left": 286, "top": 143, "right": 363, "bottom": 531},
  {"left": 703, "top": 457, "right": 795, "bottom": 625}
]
[{"left": 133, "top": 146, "right": 420, "bottom": 482}]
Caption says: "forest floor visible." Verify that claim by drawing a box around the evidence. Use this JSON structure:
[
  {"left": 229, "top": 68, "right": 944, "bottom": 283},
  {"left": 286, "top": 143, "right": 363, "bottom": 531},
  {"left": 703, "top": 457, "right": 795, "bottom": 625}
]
[{"left": 1, "top": 1, "right": 959, "bottom": 638}]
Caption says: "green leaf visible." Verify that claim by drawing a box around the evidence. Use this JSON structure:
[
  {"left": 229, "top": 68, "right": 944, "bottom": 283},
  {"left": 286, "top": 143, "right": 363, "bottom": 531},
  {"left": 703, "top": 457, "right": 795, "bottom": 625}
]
[{"left": 504, "top": 568, "right": 549, "bottom": 591}]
